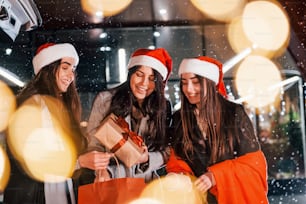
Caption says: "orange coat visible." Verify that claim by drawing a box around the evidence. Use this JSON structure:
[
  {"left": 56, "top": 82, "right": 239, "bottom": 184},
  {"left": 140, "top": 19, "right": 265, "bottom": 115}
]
[{"left": 166, "top": 150, "right": 269, "bottom": 204}]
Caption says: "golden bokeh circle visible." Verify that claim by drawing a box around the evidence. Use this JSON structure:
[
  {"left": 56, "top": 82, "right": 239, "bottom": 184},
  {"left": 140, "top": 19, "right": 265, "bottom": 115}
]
[
  {"left": 242, "top": 1, "right": 290, "bottom": 52},
  {"left": 81, "top": 0, "right": 133, "bottom": 17},
  {"left": 0, "top": 80, "right": 16, "bottom": 132},
  {"left": 0, "top": 146, "right": 10, "bottom": 192},
  {"left": 191, "top": 0, "right": 247, "bottom": 22},
  {"left": 139, "top": 173, "right": 206, "bottom": 204},
  {"left": 235, "top": 55, "right": 282, "bottom": 108},
  {"left": 7, "top": 95, "right": 78, "bottom": 182}
]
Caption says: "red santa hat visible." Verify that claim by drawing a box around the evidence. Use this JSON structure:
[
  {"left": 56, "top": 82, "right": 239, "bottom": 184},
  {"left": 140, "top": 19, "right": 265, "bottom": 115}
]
[
  {"left": 32, "top": 43, "right": 79, "bottom": 75},
  {"left": 178, "top": 56, "right": 227, "bottom": 97},
  {"left": 127, "top": 48, "right": 172, "bottom": 81}
]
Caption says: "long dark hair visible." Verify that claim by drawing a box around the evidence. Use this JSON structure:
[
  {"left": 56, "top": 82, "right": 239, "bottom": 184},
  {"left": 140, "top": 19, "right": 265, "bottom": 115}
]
[
  {"left": 180, "top": 76, "right": 238, "bottom": 164},
  {"left": 16, "top": 60, "right": 86, "bottom": 152},
  {"left": 109, "top": 66, "right": 168, "bottom": 150}
]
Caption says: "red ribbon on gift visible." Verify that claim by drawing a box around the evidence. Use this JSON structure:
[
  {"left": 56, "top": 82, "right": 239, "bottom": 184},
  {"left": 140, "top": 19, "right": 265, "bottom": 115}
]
[{"left": 110, "top": 116, "right": 144, "bottom": 153}]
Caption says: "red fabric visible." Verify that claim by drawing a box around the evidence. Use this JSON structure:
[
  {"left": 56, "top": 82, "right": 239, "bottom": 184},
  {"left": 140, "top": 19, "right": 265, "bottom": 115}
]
[
  {"left": 217, "top": 79, "right": 227, "bottom": 98},
  {"left": 115, "top": 116, "right": 143, "bottom": 147},
  {"left": 208, "top": 150, "right": 269, "bottom": 204},
  {"left": 110, "top": 116, "right": 144, "bottom": 152},
  {"left": 35, "top": 43, "right": 55, "bottom": 55},
  {"left": 166, "top": 148, "right": 194, "bottom": 175}
]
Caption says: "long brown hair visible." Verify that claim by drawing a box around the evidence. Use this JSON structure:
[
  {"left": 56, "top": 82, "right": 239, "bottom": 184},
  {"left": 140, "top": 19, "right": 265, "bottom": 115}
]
[
  {"left": 17, "top": 60, "right": 86, "bottom": 152},
  {"left": 180, "top": 76, "right": 237, "bottom": 165},
  {"left": 110, "top": 66, "right": 168, "bottom": 150}
]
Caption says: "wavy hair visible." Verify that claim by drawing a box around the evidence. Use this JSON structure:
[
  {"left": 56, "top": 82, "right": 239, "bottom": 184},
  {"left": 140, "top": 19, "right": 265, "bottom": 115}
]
[
  {"left": 180, "top": 76, "right": 238, "bottom": 165},
  {"left": 16, "top": 60, "right": 86, "bottom": 152},
  {"left": 109, "top": 66, "right": 168, "bottom": 151}
]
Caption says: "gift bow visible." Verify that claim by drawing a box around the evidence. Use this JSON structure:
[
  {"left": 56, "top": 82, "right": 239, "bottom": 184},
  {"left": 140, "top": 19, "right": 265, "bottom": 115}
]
[{"left": 110, "top": 116, "right": 144, "bottom": 153}]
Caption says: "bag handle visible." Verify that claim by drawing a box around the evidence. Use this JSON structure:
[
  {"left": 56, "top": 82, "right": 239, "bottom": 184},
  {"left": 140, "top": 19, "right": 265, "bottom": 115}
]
[{"left": 95, "top": 155, "right": 121, "bottom": 182}]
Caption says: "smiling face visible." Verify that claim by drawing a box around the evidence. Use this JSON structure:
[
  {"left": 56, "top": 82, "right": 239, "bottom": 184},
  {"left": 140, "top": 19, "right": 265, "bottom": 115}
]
[
  {"left": 130, "top": 66, "right": 156, "bottom": 104},
  {"left": 56, "top": 57, "right": 77, "bottom": 93},
  {"left": 181, "top": 73, "right": 206, "bottom": 108}
]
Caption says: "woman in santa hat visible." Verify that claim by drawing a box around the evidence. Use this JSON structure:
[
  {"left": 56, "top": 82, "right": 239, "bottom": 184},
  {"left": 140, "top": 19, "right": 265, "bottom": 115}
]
[
  {"left": 4, "top": 42, "right": 87, "bottom": 204},
  {"left": 77, "top": 48, "right": 173, "bottom": 183},
  {"left": 166, "top": 56, "right": 269, "bottom": 204}
]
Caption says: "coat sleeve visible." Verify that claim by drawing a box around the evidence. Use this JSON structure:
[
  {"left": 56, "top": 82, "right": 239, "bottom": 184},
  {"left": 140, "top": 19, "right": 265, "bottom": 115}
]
[
  {"left": 86, "top": 91, "right": 112, "bottom": 150},
  {"left": 166, "top": 148, "right": 194, "bottom": 175},
  {"left": 208, "top": 150, "right": 269, "bottom": 204}
]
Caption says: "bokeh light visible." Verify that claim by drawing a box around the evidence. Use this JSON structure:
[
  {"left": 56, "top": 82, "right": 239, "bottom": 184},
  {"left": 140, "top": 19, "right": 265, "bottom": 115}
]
[
  {"left": 139, "top": 173, "right": 206, "bottom": 204},
  {"left": 7, "top": 95, "right": 78, "bottom": 182},
  {"left": 129, "top": 198, "right": 162, "bottom": 204},
  {"left": 227, "top": 1, "right": 290, "bottom": 58},
  {"left": 235, "top": 55, "right": 282, "bottom": 108},
  {"left": 227, "top": 17, "right": 274, "bottom": 58},
  {"left": 190, "top": 0, "right": 247, "bottom": 22},
  {"left": 0, "top": 80, "right": 16, "bottom": 132},
  {"left": 0, "top": 146, "right": 10, "bottom": 192},
  {"left": 81, "top": 0, "right": 133, "bottom": 17},
  {"left": 242, "top": 1, "right": 289, "bottom": 54}
]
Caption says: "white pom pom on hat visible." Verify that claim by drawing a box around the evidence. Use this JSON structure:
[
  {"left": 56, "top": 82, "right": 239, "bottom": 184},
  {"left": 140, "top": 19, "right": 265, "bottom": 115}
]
[
  {"left": 178, "top": 56, "right": 227, "bottom": 97},
  {"left": 127, "top": 48, "right": 172, "bottom": 81},
  {"left": 32, "top": 43, "right": 79, "bottom": 75}
]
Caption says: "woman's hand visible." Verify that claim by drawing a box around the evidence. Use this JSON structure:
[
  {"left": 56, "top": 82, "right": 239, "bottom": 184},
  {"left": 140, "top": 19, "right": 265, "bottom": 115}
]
[
  {"left": 94, "top": 169, "right": 111, "bottom": 183},
  {"left": 194, "top": 172, "right": 216, "bottom": 193},
  {"left": 78, "top": 151, "right": 114, "bottom": 170},
  {"left": 137, "top": 145, "right": 149, "bottom": 164}
]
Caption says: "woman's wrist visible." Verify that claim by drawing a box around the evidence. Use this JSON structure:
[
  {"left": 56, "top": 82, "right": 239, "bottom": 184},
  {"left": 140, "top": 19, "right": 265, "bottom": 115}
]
[
  {"left": 139, "top": 156, "right": 150, "bottom": 172},
  {"left": 76, "top": 154, "right": 84, "bottom": 168}
]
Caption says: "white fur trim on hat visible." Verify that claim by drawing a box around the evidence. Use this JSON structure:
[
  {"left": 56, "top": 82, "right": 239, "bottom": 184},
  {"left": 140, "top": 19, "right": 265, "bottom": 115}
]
[
  {"left": 127, "top": 55, "right": 168, "bottom": 80},
  {"left": 32, "top": 43, "right": 79, "bottom": 75},
  {"left": 178, "top": 58, "right": 219, "bottom": 84}
]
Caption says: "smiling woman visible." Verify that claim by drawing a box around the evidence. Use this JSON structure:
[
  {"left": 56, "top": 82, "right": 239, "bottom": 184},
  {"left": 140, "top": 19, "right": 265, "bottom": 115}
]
[
  {"left": 3, "top": 42, "right": 87, "bottom": 204},
  {"left": 0, "top": 0, "right": 305, "bottom": 203},
  {"left": 77, "top": 47, "right": 173, "bottom": 185},
  {"left": 56, "top": 60, "right": 77, "bottom": 93}
]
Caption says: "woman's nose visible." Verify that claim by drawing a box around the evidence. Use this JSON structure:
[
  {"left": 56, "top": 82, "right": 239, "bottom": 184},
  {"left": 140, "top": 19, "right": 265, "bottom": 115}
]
[
  {"left": 68, "top": 70, "right": 75, "bottom": 81},
  {"left": 140, "top": 76, "right": 150, "bottom": 85},
  {"left": 186, "top": 82, "right": 194, "bottom": 92}
]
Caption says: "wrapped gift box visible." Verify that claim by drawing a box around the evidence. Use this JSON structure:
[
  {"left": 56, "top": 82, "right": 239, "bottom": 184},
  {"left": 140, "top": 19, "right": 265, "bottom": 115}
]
[{"left": 94, "top": 113, "right": 143, "bottom": 168}]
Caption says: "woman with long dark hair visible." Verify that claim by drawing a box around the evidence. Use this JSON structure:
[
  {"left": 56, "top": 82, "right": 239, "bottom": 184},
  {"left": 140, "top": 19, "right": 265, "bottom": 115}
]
[
  {"left": 167, "top": 56, "right": 268, "bottom": 204},
  {"left": 4, "top": 43, "right": 87, "bottom": 204},
  {"left": 78, "top": 48, "right": 173, "bottom": 182}
]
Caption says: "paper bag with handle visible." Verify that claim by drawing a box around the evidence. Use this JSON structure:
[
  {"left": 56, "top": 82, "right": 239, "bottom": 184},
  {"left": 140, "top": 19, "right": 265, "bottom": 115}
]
[{"left": 78, "top": 156, "right": 146, "bottom": 204}]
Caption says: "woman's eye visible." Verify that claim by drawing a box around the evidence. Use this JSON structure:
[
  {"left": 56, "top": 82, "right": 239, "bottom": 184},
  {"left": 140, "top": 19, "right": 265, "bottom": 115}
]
[
  {"left": 192, "top": 79, "right": 200, "bottom": 84},
  {"left": 60, "top": 65, "right": 69, "bottom": 70},
  {"left": 136, "top": 72, "right": 144, "bottom": 77},
  {"left": 181, "top": 81, "right": 187, "bottom": 86},
  {"left": 149, "top": 76, "right": 156, "bottom": 82}
]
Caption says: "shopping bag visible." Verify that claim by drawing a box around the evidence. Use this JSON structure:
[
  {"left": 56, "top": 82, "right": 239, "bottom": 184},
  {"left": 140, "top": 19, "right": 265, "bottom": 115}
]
[{"left": 78, "top": 177, "right": 146, "bottom": 204}]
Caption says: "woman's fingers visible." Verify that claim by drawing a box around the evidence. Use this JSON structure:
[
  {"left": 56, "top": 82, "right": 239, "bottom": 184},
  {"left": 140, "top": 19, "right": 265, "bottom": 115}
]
[
  {"left": 78, "top": 151, "right": 114, "bottom": 170},
  {"left": 194, "top": 174, "right": 212, "bottom": 192},
  {"left": 94, "top": 169, "right": 111, "bottom": 183}
]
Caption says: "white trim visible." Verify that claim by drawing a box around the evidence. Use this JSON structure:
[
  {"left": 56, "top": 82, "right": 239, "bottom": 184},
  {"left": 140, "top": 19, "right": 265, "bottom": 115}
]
[
  {"left": 127, "top": 55, "right": 168, "bottom": 80},
  {"left": 32, "top": 43, "right": 79, "bottom": 75},
  {"left": 178, "top": 59, "right": 219, "bottom": 84}
]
